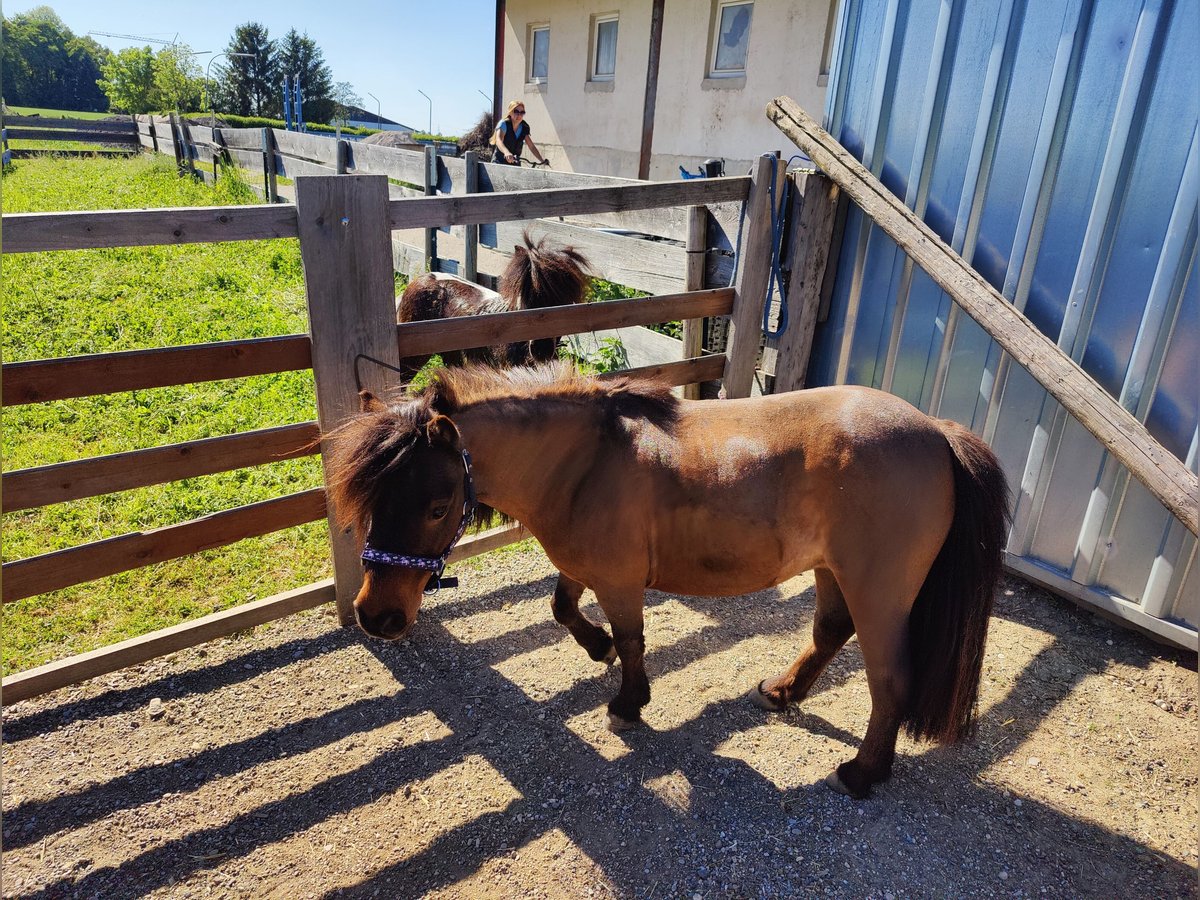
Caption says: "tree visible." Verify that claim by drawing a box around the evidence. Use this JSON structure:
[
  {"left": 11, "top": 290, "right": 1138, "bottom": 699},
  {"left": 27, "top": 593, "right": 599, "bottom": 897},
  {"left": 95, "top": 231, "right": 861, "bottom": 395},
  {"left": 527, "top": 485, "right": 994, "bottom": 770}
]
[
  {"left": 98, "top": 46, "right": 156, "bottom": 113},
  {"left": 330, "top": 81, "right": 361, "bottom": 129},
  {"left": 277, "top": 29, "right": 333, "bottom": 124},
  {"left": 153, "top": 44, "right": 203, "bottom": 112},
  {"left": 218, "top": 23, "right": 278, "bottom": 118},
  {"left": 1, "top": 8, "right": 109, "bottom": 111}
]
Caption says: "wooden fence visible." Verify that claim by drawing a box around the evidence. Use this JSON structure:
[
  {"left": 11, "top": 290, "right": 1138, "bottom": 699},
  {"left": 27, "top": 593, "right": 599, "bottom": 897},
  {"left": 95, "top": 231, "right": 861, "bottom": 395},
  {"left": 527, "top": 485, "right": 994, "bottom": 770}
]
[
  {"left": 2, "top": 156, "right": 820, "bottom": 702},
  {"left": 0, "top": 114, "right": 139, "bottom": 159}
]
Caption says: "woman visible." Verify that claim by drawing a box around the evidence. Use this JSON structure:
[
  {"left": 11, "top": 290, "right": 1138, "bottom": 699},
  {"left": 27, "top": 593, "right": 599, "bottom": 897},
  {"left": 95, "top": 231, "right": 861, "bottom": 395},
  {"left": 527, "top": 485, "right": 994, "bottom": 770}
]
[{"left": 490, "top": 100, "right": 547, "bottom": 166}]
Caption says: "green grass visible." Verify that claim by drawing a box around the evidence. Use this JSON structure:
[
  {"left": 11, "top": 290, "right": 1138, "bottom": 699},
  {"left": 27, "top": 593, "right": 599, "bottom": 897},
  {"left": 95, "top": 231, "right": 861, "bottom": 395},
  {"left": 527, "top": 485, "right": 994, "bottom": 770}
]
[
  {"left": 4, "top": 106, "right": 114, "bottom": 120},
  {"left": 2, "top": 154, "right": 332, "bottom": 675}
]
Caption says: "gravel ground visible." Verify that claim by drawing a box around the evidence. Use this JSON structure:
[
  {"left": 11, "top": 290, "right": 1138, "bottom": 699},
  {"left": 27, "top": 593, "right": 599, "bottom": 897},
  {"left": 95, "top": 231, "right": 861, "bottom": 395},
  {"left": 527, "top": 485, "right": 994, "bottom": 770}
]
[{"left": 2, "top": 544, "right": 1197, "bottom": 899}]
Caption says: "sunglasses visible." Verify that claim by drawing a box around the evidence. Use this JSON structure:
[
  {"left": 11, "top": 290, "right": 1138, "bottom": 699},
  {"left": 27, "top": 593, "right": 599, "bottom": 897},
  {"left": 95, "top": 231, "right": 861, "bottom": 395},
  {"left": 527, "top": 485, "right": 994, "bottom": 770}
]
[{"left": 514, "top": 108, "right": 526, "bottom": 114}]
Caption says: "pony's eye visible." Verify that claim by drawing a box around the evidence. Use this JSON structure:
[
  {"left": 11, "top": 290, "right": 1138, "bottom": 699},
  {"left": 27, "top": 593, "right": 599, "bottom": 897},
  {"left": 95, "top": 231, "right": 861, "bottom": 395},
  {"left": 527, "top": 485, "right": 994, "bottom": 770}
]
[{"left": 430, "top": 504, "right": 450, "bottom": 520}]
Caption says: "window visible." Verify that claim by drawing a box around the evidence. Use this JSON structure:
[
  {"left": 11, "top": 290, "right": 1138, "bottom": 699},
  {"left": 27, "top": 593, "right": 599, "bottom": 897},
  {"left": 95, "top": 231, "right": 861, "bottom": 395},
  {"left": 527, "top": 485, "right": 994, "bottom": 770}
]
[
  {"left": 529, "top": 25, "right": 550, "bottom": 83},
  {"left": 709, "top": 1, "right": 753, "bottom": 77},
  {"left": 591, "top": 15, "right": 618, "bottom": 81}
]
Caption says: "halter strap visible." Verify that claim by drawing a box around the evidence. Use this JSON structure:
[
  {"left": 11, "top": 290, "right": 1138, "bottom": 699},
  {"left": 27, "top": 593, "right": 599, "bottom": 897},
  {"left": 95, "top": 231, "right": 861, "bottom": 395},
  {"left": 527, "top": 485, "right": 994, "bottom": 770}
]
[{"left": 361, "top": 449, "right": 476, "bottom": 593}]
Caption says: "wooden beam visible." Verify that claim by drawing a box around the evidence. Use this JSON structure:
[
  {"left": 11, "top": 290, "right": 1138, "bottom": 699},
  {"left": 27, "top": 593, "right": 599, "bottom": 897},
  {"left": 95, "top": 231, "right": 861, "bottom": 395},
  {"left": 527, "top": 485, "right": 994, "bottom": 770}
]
[
  {"left": 2, "top": 334, "right": 312, "bottom": 406},
  {"left": 768, "top": 171, "right": 840, "bottom": 392},
  {"left": 2, "top": 422, "right": 319, "bottom": 513},
  {"left": 396, "top": 288, "right": 733, "bottom": 358},
  {"left": 2, "top": 204, "right": 300, "bottom": 253},
  {"left": 767, "top": 95, "right": 1198, "bottom": 536},
  {"left": 0, "top": 580, "right": 337, "bottom": 704},
  {"left": 388, "top": 177, "right": 750, "bottom": 229},
  {"left": 681, "top": 206, "right": 708, "bottom": 400},
  {"left": 638, "top": 0, "right": 666, "bottom": 180},
  {"left": 1, "top": 115, "right": 136, "bottom": 133},
  {"left": 601, "top": 354, "right": 726, "bottom": 388},
  {"left": 463, "top": 150, "right": 480, "bottom": 283},
  {"left": 296, "top": 175, "right": 403, "bottom": 625},
  {"left": 3, "top": 128, "right": 138, "bottom": 144},
  {"left": 722, "top": 155, "right": 778, "bottom": 398},
  {"left": 2, "top": 490, "right": 327, "bottom": 604}
]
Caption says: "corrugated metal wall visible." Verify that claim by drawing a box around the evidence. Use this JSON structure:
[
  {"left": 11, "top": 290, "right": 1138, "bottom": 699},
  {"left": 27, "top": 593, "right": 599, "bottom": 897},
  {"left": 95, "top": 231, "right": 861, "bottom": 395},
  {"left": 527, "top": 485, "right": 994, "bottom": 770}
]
[{"left": 813, "top": 0, "right": 1197, "bottom": 648}]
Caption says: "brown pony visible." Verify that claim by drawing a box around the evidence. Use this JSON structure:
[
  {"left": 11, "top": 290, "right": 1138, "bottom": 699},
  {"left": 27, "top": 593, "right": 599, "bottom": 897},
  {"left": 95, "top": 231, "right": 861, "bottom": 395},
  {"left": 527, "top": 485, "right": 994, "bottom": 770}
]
[
  {"left": 396, "top": 233, "right": 591, "bottom": 375},
  {"left": 326, "top": 363, "right": 1009, "bottom": 799}
]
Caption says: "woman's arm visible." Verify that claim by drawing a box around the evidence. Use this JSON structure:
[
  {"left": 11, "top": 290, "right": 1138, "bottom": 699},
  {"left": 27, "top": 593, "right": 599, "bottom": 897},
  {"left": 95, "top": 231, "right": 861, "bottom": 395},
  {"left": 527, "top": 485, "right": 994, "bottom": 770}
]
[{"left": 524, "top": 134, "right": 546, "bottom": 164}]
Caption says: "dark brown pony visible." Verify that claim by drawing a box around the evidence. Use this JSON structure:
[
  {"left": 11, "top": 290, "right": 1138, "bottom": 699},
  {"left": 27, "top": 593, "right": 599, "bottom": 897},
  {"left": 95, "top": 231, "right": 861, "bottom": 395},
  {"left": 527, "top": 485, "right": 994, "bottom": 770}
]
[
  {"left": 396, "top": 233, "right": 590, "bottom": 375},
  {"left": 326, "top": 363, "right": 1010, "bottom": 799}
]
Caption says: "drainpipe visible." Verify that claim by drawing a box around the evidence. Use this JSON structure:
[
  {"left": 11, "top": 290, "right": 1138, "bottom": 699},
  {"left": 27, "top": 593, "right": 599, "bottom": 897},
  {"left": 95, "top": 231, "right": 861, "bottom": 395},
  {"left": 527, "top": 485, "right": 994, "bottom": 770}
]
[
  {"left": 637, "top": 0, "right": 666, "bottom": 180},
  {"left": 494, "top": 0, "right": 506, "bottom": 124}
]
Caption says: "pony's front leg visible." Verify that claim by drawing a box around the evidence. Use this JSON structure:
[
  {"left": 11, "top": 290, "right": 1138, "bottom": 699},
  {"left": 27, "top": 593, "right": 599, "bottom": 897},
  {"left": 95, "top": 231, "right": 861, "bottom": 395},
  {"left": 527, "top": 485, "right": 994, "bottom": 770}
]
[
  {"left": 551, "top": 573, "right": 616, "bottom": 663},
  {"left": 602, "top": 599, "right": 650, "bottom": 732}
]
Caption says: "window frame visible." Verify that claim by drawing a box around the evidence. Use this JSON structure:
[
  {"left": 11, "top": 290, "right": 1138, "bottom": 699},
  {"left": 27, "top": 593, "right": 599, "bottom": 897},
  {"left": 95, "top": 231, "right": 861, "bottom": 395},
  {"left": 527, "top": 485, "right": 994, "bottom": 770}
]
[
  {"left": 589, "top": 13, "right": 619, "bottom": 83},
  {"left": 528, "top": 23, "right": 550, "bottom": 84},
  {"left": 708, "top": 1, "right": 754, "bottom": 79}
]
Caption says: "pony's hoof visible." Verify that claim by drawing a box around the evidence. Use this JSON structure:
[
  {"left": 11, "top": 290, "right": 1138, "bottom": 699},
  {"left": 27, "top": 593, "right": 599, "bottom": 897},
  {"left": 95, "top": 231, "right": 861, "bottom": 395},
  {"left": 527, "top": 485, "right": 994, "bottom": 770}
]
[
  {"left": 606, "top": 712, "right": 641, "bottom": 733},
  {"left": 748, "top": 680, "right": 787, "bottom": 712},
  {"left": 824, "top": 770, "right": 853, "bottom": 795}
]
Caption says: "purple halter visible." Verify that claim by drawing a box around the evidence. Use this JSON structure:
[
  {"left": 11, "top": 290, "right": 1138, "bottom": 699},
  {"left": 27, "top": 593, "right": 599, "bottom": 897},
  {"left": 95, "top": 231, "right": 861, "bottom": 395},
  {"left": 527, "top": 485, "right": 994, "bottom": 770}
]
[{"left": 360, "top": 449, "right": 476, "bottom": 593}]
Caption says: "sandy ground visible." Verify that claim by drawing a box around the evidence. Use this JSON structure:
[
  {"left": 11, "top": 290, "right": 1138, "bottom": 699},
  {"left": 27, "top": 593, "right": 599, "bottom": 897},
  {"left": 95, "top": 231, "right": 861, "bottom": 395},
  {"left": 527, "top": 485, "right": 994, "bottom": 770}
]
[{"left": 2, "top": 545, "right": 1197, "bottom": 899}]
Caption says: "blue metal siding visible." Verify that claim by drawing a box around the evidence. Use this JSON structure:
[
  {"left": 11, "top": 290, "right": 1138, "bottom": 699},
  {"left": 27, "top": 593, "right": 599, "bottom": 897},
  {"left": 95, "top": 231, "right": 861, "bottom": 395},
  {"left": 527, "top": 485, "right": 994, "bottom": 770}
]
[{"left": 816, "top": 0, "right": 1198, "bottom": 645}]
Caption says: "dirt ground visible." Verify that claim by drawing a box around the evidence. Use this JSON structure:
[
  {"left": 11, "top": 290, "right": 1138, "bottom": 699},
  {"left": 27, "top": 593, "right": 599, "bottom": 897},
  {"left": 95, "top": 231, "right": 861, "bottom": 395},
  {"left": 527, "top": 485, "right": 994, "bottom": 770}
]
[{"left": 3, "top": 545, "right": 1197, "bottom": 899}]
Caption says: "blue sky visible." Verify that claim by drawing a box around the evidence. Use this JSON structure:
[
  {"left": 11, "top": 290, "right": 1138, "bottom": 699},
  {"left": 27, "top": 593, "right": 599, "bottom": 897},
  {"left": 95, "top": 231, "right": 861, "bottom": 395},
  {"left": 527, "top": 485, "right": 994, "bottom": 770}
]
[{"left": 9, "top": 0, "right": 497, "bottom": 134}]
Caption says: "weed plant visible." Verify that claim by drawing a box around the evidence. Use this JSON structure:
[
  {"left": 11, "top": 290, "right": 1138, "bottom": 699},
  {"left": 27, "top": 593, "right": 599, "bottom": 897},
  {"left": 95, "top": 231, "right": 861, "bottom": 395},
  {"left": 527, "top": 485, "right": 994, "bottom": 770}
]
[{"left": 2, "top": 154, "right": 331, "bottom": 675}]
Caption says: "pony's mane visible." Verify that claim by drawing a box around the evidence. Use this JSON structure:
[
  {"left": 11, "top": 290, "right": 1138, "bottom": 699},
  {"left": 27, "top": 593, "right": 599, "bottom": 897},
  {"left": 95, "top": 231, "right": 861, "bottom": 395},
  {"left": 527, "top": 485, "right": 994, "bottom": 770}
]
[{"left": 326, "top": 362, "right": 678, "bottom": 537}]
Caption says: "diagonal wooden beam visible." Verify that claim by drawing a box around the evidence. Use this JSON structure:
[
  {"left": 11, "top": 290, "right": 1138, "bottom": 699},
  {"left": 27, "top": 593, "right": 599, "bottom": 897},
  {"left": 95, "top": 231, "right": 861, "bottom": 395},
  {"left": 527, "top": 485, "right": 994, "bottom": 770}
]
[{"left": 767, "top": 95, "right": 1197, "bottom": 536}]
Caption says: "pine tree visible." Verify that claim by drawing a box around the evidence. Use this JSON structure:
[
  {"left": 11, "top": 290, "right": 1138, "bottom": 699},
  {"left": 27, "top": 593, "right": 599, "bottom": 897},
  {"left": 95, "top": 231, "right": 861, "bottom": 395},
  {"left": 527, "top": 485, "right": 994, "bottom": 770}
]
[{"left": 277, "top": 29, "right": 333, "bottom": 124}]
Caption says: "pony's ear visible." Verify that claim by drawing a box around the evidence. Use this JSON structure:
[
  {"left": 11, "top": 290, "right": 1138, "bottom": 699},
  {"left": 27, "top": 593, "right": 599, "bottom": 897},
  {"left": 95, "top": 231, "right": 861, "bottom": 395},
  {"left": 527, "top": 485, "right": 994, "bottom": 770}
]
[
  {"left": 426, "top": 413, "right": 462, "bottom": 449},
  {"left": 359, "top": 391, "right": 387, "bottom": 413}
]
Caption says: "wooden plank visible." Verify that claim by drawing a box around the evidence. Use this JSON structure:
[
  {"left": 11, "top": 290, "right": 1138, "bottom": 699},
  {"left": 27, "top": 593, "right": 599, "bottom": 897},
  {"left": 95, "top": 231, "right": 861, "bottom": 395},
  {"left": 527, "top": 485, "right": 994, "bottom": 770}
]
[
  {"left": 2, "top": 115, "right": 136, "bottom": 133},
  {"left": 219, "top": 127, "right": 269, "bottom": 150},
  {"left": 0, "top": 518, "right": 527, "bottom": 703},
  {"left": 768, "top": 95, "right": 1199, "bottom": 536},
  {"left": 722, "top": 156, "right": 779, "bottom": 398},
  {"left": 274, "top": 154, "right": 337, "bottom": 180},
  {"left": 344, "top": 140, "right": 426, "bottom": 185},
  {"left": 8, "top": 148, "right": 138, "bottom": 160},
  {"left": 463, "top": 151, "right": 480, "bottom": 282},
  {"left": 424, "top": 145, "right": 438, "bottom": 269},
  {"left": 0, "top": 580, "right": 337, "bottom": 704},
  {"left": 2, "top": 422, "right": 319, "bottom": 513},
  {"left": 768, "top": 172, "right": 840, "bottom": 392},
  {"left": 4, "top": 128, "right": 138, "bottom": 144},
  {"left": 3, "top": 334, "right": 311, "bottom": 406},
  {"left": 272, "top": 128, "right": 340, "bottom": 166},
  {"left": 600, "top": 354, "right": 726, "bottom": 388},
  {"left": 2, "top": 204, "right": 300, "bottom": 253},
  {"left": 222, "top": 145, "right": 264, "bottom": 171},
  {"left": 296, "top": 175, "right": 402, "bottom": 625},
  {"left": 2, "top": 490, "right": 327, "bottom": 604},
  {"left": 262, "top": 129, "right": 279, "bottom": 203},
  {"left": 491, "top": 219, "right": 686, "bottom": 296},
  {"left": 387, "top": 177, "right": 749, "bottom": 230},
  {"left": 396, "top": 288, "right": 733, "bottom": 357},
  {"left": 682, "top": 206, "right": 708, "bottom": 399}
]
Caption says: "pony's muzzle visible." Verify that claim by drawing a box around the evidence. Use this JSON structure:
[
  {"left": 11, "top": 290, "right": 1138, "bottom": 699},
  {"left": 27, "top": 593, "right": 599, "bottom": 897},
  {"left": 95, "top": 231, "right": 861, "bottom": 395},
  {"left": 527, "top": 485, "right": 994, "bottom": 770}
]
[{"left": 355, "top": 605, "right": 412, "bottom": 641}]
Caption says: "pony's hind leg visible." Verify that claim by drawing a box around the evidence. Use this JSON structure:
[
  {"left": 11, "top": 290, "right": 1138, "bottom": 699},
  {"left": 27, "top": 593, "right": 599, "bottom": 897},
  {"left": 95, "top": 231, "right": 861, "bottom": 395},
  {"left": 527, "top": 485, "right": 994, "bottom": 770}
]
[
  {"left": 551, "top": 573, "right": 616, "bottom": 663},
  {"left": 752, "top": 568, "right": 854, "bottom": 711}
]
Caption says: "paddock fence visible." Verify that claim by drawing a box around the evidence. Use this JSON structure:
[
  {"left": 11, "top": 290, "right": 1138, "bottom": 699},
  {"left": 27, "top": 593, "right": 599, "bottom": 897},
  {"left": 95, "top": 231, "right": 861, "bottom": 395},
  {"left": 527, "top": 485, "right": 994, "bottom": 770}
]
[
  {"left": 1, "top": 158, "right": 811, "bottom": 703},
  {"left": 0, "top": 113, "right": 139, "bottom": 159}
]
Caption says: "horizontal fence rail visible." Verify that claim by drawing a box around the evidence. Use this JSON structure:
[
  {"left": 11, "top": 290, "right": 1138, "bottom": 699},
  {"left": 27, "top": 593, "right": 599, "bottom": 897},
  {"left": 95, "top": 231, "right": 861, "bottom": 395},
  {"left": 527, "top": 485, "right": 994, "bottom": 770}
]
[
  {"left": 3, "top": 489, "right": 328, "bottom": 604},
  {"left": 2, "top": 422, "right": 320, "bottom": 513},
  {"left": 3, "top": 335, "right": 313, "bottom": 406}
]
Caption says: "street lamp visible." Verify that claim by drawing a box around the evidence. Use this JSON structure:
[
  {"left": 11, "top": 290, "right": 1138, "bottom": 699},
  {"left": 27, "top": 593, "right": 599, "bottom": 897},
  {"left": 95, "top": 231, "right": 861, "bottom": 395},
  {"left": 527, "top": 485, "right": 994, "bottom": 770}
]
[
  {"left": 367, "top": 92, "right": 381, "bottom": 128},
  {"left": 206, "top": 51, "right": 254, "bottom": 127},
  {"left": 478, "top": 89, "right": 491, "bottom": 107},
  {"left": 417, "top": 89, "right": 432, "bottom": 136}
]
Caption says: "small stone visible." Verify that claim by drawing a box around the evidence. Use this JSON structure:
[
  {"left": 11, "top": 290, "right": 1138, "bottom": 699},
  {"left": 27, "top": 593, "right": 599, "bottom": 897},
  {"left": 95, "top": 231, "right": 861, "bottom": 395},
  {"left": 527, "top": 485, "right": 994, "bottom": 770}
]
[
  {"left": 999, "top": 870, "right": 1009, "bottom": 880},
  {"left": 1027, "top": 756, "right": 1041, "bottom": 767},
  {"left": 148, "top": 698, "right": 165, "bottom": 719}
]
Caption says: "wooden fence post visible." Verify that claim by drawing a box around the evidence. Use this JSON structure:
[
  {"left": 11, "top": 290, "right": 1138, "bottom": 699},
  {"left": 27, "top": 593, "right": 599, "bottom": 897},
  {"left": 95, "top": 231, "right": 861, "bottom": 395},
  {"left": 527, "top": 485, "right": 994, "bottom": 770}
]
[
  {"left": 721, "top": 154, "right": 778, "bottom": 398},
  {"left": 681, "top": 205, "right": 707, "bottom": 400},
  {"left": 336, "top": 138, "right": 349, "bottom": 175},
  {"left": 424, "top": 145, "right": 438, "bottom": 271},
  {"left": 295, "top": 175, "right": 403, "bottom": 624},
  {"left": 766, "top": 172, "right": 839, "bottom": 393},
  {"left": 464, "top": 150, "right": 480, "bottom": 283},
  {"left": 168, "top": 113, "right": 185, "bottom": 172},
  {"left": 261, "top": 128, "right": 279, "bottom": 203},
  {"left": 177, "top": 117, "right": 197, "bottom": 179}
]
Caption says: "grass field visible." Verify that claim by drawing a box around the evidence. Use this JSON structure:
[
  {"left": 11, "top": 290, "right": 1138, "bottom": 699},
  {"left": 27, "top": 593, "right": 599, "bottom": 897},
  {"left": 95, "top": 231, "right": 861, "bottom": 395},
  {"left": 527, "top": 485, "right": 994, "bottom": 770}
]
[
  {"left": 3, "top": 106, "right": 114, "bottom": 120},
  {"left": 2, "top": 154, "right": 332, "bottom": 675}
]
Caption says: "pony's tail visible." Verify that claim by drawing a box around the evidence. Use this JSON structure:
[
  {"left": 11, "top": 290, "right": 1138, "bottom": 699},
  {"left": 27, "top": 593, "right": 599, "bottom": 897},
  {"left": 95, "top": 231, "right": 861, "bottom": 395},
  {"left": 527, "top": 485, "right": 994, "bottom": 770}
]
[{"left": 904, "top": 421, "right": 1010, "bottom": 744}]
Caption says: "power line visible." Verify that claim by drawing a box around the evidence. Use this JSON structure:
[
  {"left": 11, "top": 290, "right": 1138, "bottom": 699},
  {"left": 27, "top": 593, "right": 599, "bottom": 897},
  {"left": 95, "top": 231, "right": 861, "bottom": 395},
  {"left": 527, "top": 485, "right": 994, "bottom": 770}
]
[{"left": 88, "top": 31, "right": 178, "bottom": 46}]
